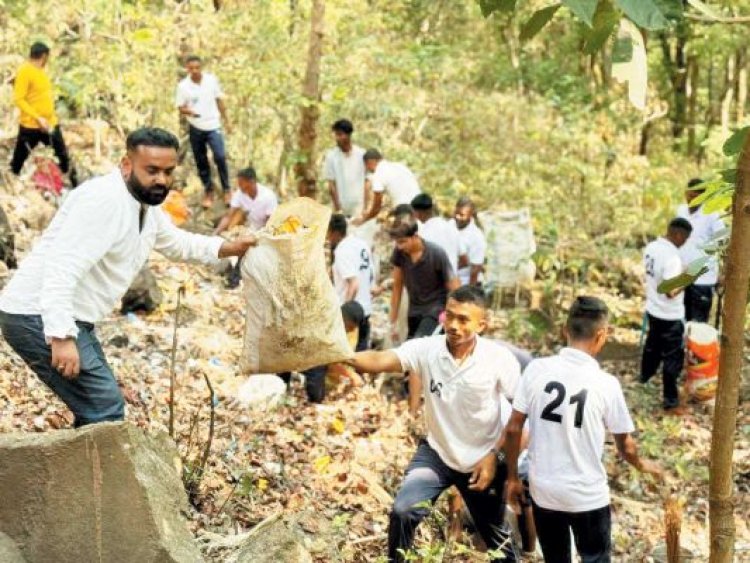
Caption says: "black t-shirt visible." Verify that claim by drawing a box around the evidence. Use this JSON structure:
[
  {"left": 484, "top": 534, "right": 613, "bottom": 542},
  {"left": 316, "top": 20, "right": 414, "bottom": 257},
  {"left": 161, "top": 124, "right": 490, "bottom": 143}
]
[{"left": 391, "top": 239, "right": 454, "bottom": 318}]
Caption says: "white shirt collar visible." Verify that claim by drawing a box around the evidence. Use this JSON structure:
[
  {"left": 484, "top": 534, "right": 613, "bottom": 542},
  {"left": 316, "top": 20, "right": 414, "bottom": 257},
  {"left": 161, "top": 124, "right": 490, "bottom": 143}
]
[{"left": 559, "top": 347, "right": 599, "bottom": 368}]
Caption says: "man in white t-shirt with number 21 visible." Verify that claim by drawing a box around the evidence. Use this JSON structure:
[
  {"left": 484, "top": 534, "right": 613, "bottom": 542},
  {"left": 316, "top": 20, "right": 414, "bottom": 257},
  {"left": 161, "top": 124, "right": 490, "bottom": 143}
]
[{"left": 505, "top": 296, "right": 662, "bottom": 563}]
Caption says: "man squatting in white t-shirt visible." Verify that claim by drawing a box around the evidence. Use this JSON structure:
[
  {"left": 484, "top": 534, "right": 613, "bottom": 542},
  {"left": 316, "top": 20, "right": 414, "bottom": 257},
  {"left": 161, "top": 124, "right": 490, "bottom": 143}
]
[
  {"left": 351, "top": 286, "right": 522, "bottom": 562},
  {"left": 640, "top": 218, "right": 692, "bottom": 413},
  {"left": 505, "top": 296, "right": 663, "bottom": 563}
]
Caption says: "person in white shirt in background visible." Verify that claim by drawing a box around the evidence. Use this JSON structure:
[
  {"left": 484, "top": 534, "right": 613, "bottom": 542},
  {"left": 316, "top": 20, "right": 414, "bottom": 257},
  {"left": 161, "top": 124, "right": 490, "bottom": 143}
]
[
  {"left": 410, "top": 193, "right": 464, "bottom": 274},
  {"left": 175, "top": 55, "right": 232, "bottom": 208},
  {"left": 640, "top": 218, "right": 692, "bottom": 414},
  {"left": 351, "top": 286, "right": 522, "bottom": 562},
  {"left": 451, "top": 196, "right": 487, "bottom": 286},
  {"left": 677, "top": 178, "right": 726, "bottom": 323},
  {"left": 0, "top": 128, "right": 256, "bottom": 428},
  {"left": 214, "top": 167, "right": 278, "bottom": 288},
  {"left": 327, "top": 214, "right": 374, "bottom": 352},
  {"left": 323, "top": 119, "right": 366, "bottom": 217},
  {"left": 505, "top": 296, "right": 663, "bottom": 563},
  {"left": 351, "top": 148, "right": 421, "bottom": 226}
]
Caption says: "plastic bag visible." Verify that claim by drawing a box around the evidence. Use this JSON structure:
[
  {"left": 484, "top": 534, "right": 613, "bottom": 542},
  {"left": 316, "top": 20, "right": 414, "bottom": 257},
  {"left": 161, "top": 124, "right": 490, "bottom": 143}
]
[{"left": 240, "top": 197, "right": 353, "bottom": 374}]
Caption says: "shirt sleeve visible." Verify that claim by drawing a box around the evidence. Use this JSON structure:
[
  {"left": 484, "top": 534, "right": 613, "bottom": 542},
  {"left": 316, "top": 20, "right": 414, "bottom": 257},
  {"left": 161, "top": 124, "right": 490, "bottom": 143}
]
[
  {"left": 39, "top": 190, "right": 122, "bottom": 339},
  {"left": 334, "top": 244, "right": 360, "bottom": 280},
  {"left": 391, "top": 248, "right": 403, "bottom": 268},
  {"left": 175, "top": 82, "right": 188, "bottom": 108},
  {"left": 435, "top": 245, "right": 455, "bottom": 281},
  {"left": 13, "top": 66, "right": 40, "bottom": 120},
  {"left": 497, "top": 347, "right": 521, "bottom": 400},
  {"left": 229, "top": 190, "right": 242, "bottom": 209},
  {"left": 499, "top": 394, "right": 513, "bottom": 427},
  {"left": 663, "top": 253, "right": 683, "bottom": 281},
  {"left": 323, "top": 151, "right": 336, "bottom": 181},
  {"left": 213, "top": 75, "right": 225, "bottom": 99},
  {"left": 153, "top": 208, "right": 224, "bottom": 264},
  {"left": 370, "top": 168, "right": 385, "bottom": 193},
  {"left": 468, "top": 231, "right": 487, "bottom": 265},
  {"left": 393, "top": 338, "right": 426, "bottom": 376},
  {"left": 605, "top": 378, "right": 636, "bottom": 434},
  {"left": 512, "top": 364, "right": 534, "bottom": 415}
]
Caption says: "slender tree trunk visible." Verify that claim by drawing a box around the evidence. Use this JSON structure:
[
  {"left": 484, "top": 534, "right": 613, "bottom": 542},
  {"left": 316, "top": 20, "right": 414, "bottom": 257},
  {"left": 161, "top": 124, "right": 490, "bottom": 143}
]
[
  {"left": 289, "top": 0, "right": 298, "bottom": 37},
  {"left": 708, "top": 133, "right": 750, "bottom": 563},
  {"left": 721, "top": 55, "right": 736, "bottom": 134},
  {"left": 735, "top": 47, "right": 747, "bottom": 123},
  {"left": 672, "top": 26, "right": 689, "bottom": 138},
  {"left": 687, "top": 55, "right": 699, "bottom": 157},
  {"left": 293, "top": 0, "right": 325, "bottom": 197}
]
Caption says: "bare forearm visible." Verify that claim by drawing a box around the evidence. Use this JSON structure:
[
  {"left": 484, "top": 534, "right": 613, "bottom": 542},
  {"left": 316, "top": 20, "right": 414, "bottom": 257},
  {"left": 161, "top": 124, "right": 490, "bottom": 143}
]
[
  {"left": 390, "top": 283, "right": 402, "bottom": 324},
  {"left": 408, "top": 371, "right": 422, "bottom": 416},
  {"left": 616, "top": 434, "right": 643, "bottom": 469},
  {"left": 350, "top": 350, "right": 402, "bottom": 374},
  {"left": 344, "top": 279, "right": 359, "bottom": 302},
  {"left": 470, "top": 265, "right": 482, "bottom": 286},
  {"left": 328, "top": 181, "right": 341, "bottom": 210}
]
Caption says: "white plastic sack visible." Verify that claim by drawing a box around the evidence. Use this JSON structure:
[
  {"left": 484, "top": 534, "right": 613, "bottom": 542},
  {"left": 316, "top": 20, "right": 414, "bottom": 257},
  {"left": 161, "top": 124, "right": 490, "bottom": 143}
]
[
  {"left": 479, "top": 208, "right": 537, "bottom": 288},
  {"left": 233, "top": 374, "right": 287, "bottom": 410},
  {"left": 240, "top": 197, "right": 353, "bottom": 374}
]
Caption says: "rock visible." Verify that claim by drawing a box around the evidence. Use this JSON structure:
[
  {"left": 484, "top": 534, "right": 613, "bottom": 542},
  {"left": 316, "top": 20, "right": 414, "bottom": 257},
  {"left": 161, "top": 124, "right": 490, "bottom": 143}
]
[
  {"left": 0, "top": 422, "right": 203, "bottom": 563},
  {"left": 121, "top": 266, "right": 163, "bottom": 314},
  {"left": 0, "top": 532, "right": 26, "bottom": 563},
  {"left": 233, "top": 519, "right": 311, "bottom": 563}
]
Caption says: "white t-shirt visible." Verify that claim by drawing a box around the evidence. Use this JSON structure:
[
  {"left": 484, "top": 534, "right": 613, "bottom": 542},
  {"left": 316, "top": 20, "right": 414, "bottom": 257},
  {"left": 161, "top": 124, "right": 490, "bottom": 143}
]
[
  {"left": 395, "top": 335, "right": 520, "bottom": 472},
  {"left": 419, "top": 217, "right": 462, "bottom": 275},
  {"left": 676, "top": 203, "right": 725, "bottom": 285},
  {"left": 323, "top": 145, "right": 366, "bottom": 216},
  {"left": 514, "top": 348, "right": 635, "bottom": 512},
  {"left": 175, "top": 72, "right": 224, "bottom": 131},
  {"left": 369, "top": 160, "right": 421, "bottom": 205},
  {"left": 644, "top": 237, "right": 684, "bottom": 320},
  {"left": 332, "top": 235, "right": 374, "bottom": 316},
  {"left": 451, "top": 219, "right": 487, "bottom": 285},
  {"left": 229, "top": 184, "right": 278, "bottom": 231}
]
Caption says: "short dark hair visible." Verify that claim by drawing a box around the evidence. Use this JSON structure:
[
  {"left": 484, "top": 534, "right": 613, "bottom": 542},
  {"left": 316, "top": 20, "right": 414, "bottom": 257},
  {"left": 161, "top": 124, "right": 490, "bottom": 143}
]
[
  {"left": 687, "top": 178, "right": 704, "bottom": 189},
  {"left": 329, "top": 214, "right": 348, "bottom": 236},
  {"left": 332, "top": 119, "right": 354, "bottom": 135},
  {"left": 411, "top": 193, "right": 434, "bottom": 211},
  {"left": 448, "top": 285, "right": 487, "bottom": 309},
  {"left": 29, "top": 42, "right": 49, "bottom": 59},
  {"left": 126, "top": 127, "right": 179, "bottom": 152},
  {"left": 237, "top": 167, "right": 257, "bottom": 181},
  {"left": 668, "top": 217, "right": 693, "bottom": 235},
  {"left": 566, "top": 296, "right": 609, "bottom": 341},
  {"left": 341, "top": 300, "right": 364, "bottom": 327},
  {"left": 185, "top": 55, "right": 202, "bottom": 64},
  {"left": 363, "top": 148, "right": 383, "bottom": 162},
  {"left": 390, "top": 203, "right": 414, "bottom": 217},
  {"left": 455, "top": 195, "right": 476, "bottom": 212},
  {"left": 388, "top": 214, "right": 419, "bottom": 239}
]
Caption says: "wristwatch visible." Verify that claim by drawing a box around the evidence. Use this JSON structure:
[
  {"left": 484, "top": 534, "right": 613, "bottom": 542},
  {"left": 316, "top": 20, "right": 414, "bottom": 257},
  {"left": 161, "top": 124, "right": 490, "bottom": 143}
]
[{"left": 491, "top": 447, "right": 506, "bottom": 465}]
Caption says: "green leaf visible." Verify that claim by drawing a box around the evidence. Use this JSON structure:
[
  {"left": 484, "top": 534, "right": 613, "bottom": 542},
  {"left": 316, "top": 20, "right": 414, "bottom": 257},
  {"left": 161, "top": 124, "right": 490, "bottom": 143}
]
[
  {"left": 520, "top": 4, "right": 562, "bottom": 42},
  {"left": 720, "top": 168, "right": 737, "bottom": 184},
  {"left": 687, "top": 0, "right": 722, "bottom": 21},
  {"left": 562, "top": 0, "right": 598, "bottom": 26},
  {"left": 658, "top": 257, "right": 709, "bottom": 294},
  {"left": 479, "top": 0, "right": 517, "bottom": 17},
  {"left": 583, "top": 0, "right": 620, "bottom": 54},
  {"left": 614, "top": 0, "right": 672, "bottom": 30},
  {"left": 703, "top": 192, "right": 733, "bottom": 214},
  {"left": 723, "top": 126, "right": 750, "bottom": 157}
]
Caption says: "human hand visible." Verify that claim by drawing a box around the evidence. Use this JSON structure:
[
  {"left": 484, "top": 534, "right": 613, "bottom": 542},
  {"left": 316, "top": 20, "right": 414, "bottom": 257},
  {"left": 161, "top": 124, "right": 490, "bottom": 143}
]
[
  {"left": 50, "top": 337, "right": 80, "bottom": 379},
  {"left": 389, "top": 322, "right": 400, "bottom": 345},
  {"left": 36, "top": 117, "right": 50, "bottom": 131},
  {"left": 505, "top": 476, "right": 525, "bottom": 515},
  {"left": 350, "top": 216, "right": 365, "bottom": 227},
  {"left": 223, "top": 122, "right": 233, "bottom": 134},
  {"left": 219, "top": 234, "right": 258, "bottom": 258},
  {"left": 638, "top": 459, "right": 665, "bottom": 480},
  {"left": 469, "top": 452, "right": 497, "bottom": 491}
]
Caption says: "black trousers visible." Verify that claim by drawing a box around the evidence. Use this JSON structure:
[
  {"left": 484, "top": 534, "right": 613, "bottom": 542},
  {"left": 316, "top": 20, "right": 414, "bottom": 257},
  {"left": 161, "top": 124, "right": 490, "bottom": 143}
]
[
  {"left": 10, "top": 125, "right": 71, "bottom": 175},
  {"left": 684, "top": 284, "right": 714, "bottom": 323},
  {"left": 188, "top": 125, "right": 229, "bottom": 193},
  {"left": 640, "top": 314, "right": 684, "bottom": 408},
  {"left": 407, "top": 314, "right": 439, "bottom": 339},
  {"left": 531, "top": 500, "right": 611, "bottom": 563},
  {"left": 278, "top": 366, "right": 326, "bottom": 403}
]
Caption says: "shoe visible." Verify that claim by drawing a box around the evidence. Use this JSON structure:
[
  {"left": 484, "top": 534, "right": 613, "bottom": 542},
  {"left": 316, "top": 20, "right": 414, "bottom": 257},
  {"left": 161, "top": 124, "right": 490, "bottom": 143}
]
[
  {"left": 201, "top": 193, "right": 214, "bottom": 209},
  {"left": 663, "top": 405, "right": 690, "bottom": 416}
]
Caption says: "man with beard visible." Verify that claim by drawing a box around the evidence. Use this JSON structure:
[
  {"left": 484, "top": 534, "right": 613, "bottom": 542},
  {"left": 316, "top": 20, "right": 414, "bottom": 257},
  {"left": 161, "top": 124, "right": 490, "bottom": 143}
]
[
  {"left": 350, "top": 286, "right": 521, "bottom": 562},
  {"left": 450, "top": 196, "right": 486, "bottom": 287},
  {"left": 0, "top": 127, "right": 256, "bottom": 428}
]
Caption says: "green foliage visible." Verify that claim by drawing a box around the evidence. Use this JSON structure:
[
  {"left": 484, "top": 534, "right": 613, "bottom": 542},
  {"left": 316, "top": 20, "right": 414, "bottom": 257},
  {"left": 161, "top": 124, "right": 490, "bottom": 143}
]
[
  {"left": 520, "top": 4, "right": 562, "bottom": 43},
  {"left": 582, "top": 0, "right": 620, "bottom": 54},
  {"left": 562, "top": 0, "right": 599, "bottom": 27},
  {"left": 723, "top": 126, "right": 750, "bottom": 157},
  {"left": 479, "top": 0, "right": 517, "bottom": 17},
  {"left": 614, "top": 0, "right": 678, "bottom": 30},
  {"left": 657, "top": 257, "right": 709, "bottom": 294}
]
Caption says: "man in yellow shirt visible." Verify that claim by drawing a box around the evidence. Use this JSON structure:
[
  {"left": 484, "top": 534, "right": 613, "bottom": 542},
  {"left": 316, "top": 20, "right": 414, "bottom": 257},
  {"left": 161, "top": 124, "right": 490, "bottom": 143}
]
[{"left": 10, "top": 42, "right": 76, "bottom": 185}]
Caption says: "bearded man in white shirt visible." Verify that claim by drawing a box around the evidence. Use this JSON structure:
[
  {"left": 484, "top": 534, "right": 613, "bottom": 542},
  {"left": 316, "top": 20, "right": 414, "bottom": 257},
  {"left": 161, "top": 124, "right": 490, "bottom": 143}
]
[
  {"left": 322, "top": 119, "right": 366, "bottom": 216},
  {"left": 0, "top": 127, "right": 255, "bottom": 427},
  {"left": 451, "top": 196, "right": 487, "bottom": 286},
  {"left": 505, "top": 296, "right": 662, "bottom": 563},
  {"left": 351, "top": 286, "right": 521, "bottom": 562},
  {"left": 641, "top": 218, "right": 692, "bottom": 414}
]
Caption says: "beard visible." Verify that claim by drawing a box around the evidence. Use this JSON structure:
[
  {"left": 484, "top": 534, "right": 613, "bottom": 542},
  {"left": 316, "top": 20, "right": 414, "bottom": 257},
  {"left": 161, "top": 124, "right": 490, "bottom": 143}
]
[
  {"left": 455, "top": 219, "right": 469, "bottom": 230},
  {"left": 126, "top": 172, "right": 170, "bottom": 206}
]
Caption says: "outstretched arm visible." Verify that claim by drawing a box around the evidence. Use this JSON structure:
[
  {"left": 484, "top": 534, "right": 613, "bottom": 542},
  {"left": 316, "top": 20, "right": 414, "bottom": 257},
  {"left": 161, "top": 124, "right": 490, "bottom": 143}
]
[{"left": 349, "top": 350, "right": 403, "bottom": 374}]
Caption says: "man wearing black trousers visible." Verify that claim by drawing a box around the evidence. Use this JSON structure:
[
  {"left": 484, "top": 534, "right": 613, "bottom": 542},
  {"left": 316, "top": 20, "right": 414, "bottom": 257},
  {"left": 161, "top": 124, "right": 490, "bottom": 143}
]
[{"left": 640, "top": 218, "right": 692, "bottom": 415}]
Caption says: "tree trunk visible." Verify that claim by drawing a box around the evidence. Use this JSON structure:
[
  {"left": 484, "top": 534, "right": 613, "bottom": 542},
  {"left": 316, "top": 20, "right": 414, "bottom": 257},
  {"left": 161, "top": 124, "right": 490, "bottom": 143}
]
[
  {"left": 721, "top": 55, "right": 736, "bottom": 134},
  {"left": 289, "top": 0, "right": 298, "bottom": 37},
  {"left": 293, "top": 0, "right": 325, "bottom": 198},
  {"left": 687, "top": 55, "right": 699, "bottom": 157},
  {"left": 672, "top": 25, "right": 689, "bottom": 138},
  {"left": 735, "top": 47, "right": 747, "bottom": 123},
  {"left": 708, "top": 133, "right": 750, "bottom": 563}
]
